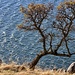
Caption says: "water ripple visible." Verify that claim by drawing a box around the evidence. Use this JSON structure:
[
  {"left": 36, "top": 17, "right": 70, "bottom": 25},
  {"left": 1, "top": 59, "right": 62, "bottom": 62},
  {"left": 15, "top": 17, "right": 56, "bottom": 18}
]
[{"left": 0, "top": 0, "right": 75, "bottom": 69}]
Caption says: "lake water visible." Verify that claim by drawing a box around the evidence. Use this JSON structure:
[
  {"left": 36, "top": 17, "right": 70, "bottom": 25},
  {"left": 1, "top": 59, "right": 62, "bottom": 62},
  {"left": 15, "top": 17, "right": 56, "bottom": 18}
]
[{"left": 0, "top": 0, "right": 75, "bottom": 69}]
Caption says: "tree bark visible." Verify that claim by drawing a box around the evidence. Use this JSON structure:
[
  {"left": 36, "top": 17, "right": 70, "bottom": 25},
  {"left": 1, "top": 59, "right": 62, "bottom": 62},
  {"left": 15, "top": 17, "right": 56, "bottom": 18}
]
[{"left": 29, "top": 51, "right": 47, "bottom": 70}]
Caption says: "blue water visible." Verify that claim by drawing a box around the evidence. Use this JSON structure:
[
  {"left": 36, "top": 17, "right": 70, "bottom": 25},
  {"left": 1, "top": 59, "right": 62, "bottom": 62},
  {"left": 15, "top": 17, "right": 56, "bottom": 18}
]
[{"left": 0, "top": 0, "right": 75, "bottom": 69}]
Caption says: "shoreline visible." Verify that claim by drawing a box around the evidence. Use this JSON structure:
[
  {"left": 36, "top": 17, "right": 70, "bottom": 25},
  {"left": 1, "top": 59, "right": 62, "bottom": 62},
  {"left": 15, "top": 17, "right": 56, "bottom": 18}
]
[{"left": 0, "top": 62, "right": 73, "bottom": 75}]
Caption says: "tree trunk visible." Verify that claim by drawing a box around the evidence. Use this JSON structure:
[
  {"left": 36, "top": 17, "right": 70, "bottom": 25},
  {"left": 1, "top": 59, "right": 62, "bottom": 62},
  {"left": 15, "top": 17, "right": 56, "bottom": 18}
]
[{"left": 29, "top": 51, "right": 47, "bottom": 70}]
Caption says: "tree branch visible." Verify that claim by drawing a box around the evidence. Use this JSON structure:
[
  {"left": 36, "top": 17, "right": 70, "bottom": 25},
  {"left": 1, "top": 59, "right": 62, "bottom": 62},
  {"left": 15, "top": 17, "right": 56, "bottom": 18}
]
[
  {"left": 65, "top": 40, "right": 71, "bottom": 55},
  {"left": 47, "top": 51, "right": 71, "bottom": 57},
  {"left": 48, "top": 33, "right": 53, "bottom": 52}
]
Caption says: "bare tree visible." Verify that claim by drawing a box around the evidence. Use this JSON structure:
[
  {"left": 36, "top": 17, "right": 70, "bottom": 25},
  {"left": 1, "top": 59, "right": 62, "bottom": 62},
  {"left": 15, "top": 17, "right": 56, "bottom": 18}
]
[{"left": 18, "top": 1, "right": 75, "bottom": 69}]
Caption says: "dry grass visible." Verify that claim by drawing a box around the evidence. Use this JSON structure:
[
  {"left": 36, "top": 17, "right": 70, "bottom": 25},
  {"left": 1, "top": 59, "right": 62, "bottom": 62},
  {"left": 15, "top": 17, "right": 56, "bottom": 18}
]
[{"left": 0, "top": 62, "right": 74, "bottom": 75}]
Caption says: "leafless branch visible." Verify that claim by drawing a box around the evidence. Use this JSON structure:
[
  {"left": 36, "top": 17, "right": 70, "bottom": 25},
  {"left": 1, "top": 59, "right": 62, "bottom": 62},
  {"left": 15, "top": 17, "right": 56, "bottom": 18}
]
[{"left": 65, "top": 39, "right": 71, "bottom": 55}]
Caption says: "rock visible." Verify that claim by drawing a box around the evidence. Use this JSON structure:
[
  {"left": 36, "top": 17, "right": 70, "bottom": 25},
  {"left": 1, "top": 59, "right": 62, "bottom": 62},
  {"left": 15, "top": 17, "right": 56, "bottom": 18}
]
[
  {"left": 16, "top": 65, "right": 26, "bottom": 72},
  {"left": 67, "top": 62, "right": 75, "bottom": 73},
  {"left": 0, "top": 59, "right": 2, "bottom": 65},
  {"left": 57, "top": 68, "right": 66, "bottom": 72},
  {"left": 18, "top": 66, "right": 26, "bottom": 71}
]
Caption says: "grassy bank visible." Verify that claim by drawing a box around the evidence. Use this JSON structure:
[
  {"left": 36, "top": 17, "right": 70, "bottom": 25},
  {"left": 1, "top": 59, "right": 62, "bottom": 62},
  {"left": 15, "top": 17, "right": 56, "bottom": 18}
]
[{"left": 0, "top": 63, "right": 73, "bottom": 75}]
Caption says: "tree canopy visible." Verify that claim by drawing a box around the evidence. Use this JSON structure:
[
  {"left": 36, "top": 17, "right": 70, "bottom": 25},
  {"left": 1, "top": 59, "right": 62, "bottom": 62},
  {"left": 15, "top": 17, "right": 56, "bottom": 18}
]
[{"left": 18, "top": 1, "right": 75, "bottom": 69}]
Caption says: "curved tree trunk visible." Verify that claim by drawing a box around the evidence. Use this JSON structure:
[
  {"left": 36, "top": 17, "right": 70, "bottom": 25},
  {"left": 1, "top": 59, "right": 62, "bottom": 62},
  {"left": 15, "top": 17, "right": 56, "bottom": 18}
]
[
  {"left": 29, "top": 50, "right": 71, "bottom": 70},
  {"left": 29, "top": 51, "right": 47, "bottom": 70}
]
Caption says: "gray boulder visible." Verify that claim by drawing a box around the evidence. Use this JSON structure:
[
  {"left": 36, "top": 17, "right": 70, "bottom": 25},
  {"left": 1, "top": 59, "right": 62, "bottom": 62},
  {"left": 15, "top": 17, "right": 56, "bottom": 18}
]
[{"left": 67, "top": 62, "right": 75, "bottom": 73}]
